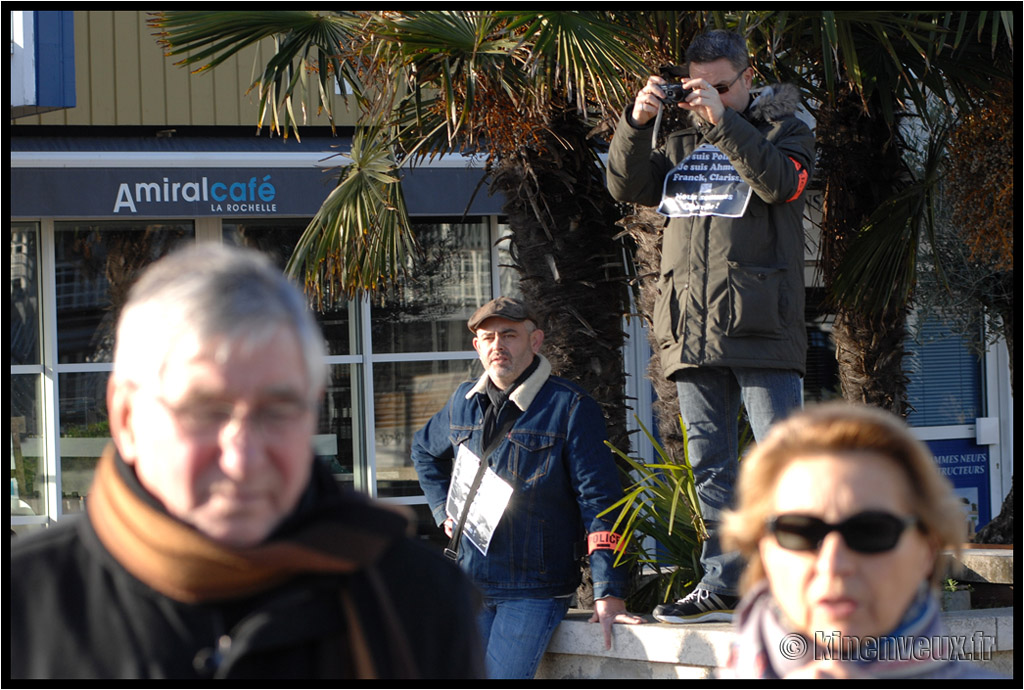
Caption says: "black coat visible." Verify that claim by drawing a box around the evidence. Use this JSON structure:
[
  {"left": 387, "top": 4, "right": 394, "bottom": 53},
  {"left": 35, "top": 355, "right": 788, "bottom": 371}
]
[
  {"left": 10, "top": 461, "right": 484, "bottom": 680},
  {"left": 607, "top": 84, "right": 814, "bottom": 379}
]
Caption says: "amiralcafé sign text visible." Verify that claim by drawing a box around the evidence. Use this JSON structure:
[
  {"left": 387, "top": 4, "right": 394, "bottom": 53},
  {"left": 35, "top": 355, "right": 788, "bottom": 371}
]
[
  {"left": 113, "top": 174, "right": 282, "bottom": 214},
  {"left": 12, "top": 167, "right": 335, "bottom": 218}
]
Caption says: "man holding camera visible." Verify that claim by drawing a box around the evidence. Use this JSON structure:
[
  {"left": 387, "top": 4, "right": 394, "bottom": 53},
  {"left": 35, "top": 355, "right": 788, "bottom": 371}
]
[{"left": 606, "top": 30, "right": 815, "bottom": 623}]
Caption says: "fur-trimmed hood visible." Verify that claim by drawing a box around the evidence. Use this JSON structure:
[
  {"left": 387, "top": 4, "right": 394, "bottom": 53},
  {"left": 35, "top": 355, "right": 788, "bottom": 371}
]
[
  {"left": 689, "top": 82, "right": 803, "bottom": 128},
  {"left": 749, "top": 83, "right": 803, "bottom": 122}
]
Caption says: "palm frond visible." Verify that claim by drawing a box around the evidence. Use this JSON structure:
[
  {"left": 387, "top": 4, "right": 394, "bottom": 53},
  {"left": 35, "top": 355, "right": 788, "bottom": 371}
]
[
  {"left": 600, "top": 416, "right": 706, "bottom": 609},
  {"left": 151, "top": 11, "right": 361, "bottom": 137},
  {"left": 831, "top": 121, "right": 952, "bottom": 316},
  {"left": 502, "top": 11, "right": 649, "bottom": 114},
  {"left": 284, "top": 130, "right": 414, "bottom": 305},
  {"left": 740, "top": 10, "right": 1012, "bottom": 125}
]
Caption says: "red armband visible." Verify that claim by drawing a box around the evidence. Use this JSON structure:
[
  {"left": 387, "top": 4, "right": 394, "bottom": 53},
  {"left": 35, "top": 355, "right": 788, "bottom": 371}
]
[
  {"left": 588, "top": 531, "right": 622, "bottom": 554},
  {"left": 786, "top": 156, "right": 809, "bottom": 203}
]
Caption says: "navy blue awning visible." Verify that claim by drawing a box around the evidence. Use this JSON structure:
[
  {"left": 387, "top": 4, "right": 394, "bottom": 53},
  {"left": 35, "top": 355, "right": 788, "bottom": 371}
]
[{"left": 10, "top": 135, "right": 502, "bottom": 218}]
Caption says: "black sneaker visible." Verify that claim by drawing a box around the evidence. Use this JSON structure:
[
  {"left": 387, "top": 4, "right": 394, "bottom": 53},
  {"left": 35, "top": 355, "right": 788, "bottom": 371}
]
[{"left": 652, "top": 587, "right": 738, "bottom": 623}]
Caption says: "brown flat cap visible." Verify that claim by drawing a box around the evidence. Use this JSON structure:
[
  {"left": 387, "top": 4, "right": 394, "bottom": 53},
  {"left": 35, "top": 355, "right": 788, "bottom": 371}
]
[{"left": 467, "top": 297, "right": 540, "bottom": 332}]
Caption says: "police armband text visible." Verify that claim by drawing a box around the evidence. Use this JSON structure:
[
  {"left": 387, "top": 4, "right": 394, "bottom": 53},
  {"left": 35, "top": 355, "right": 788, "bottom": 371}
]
[{"left": 587, "top": 531, "right": 622, "bottom": 554}]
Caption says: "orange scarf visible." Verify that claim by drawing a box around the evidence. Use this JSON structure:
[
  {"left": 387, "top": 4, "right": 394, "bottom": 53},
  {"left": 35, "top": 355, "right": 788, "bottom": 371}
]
[{"left": 87, "top": 446, "right": 419, "bottom": 678}]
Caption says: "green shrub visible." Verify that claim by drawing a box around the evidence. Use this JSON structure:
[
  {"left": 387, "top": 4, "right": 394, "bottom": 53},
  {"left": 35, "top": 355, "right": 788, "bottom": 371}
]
[{"left": 601, "top": 416, "right": 707, "bottom": 612}]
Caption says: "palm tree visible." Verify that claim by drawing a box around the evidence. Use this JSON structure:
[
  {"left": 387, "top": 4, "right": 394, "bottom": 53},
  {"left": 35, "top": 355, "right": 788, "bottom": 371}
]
[
  {"left": 152, "top": 8, "right": 1014, "bottom": 473},
  {"left": 152, "top": 10, "right": 664, "bottom": 606},
  {"left": 738, "top": 10, "right": 1013, "bottom": 414},
  {"left": 151, "top": 11, "right": 654, "bottom": 459}
]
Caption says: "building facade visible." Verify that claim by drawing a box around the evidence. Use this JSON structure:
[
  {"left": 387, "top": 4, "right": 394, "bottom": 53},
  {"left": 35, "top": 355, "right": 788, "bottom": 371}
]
[{"left": 10, "top": 11, "right": 1013, "bottom": 540}]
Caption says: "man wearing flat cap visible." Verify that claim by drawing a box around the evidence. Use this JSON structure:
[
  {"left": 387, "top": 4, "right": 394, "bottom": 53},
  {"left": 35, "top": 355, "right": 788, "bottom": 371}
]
[{"left": 412, "top": 297, "right": 642, "bottom": 679}]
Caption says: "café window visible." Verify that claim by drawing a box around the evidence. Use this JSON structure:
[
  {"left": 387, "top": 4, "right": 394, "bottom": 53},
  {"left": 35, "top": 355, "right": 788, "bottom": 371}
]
[
  {"left": 11, "top": 223, "right": 44, "bottom": 526},
  {"left": 370, "top": 219, "right": 492, "bottom": 500},
  {"left": 54, "top": 221, "right": 196, "bottom": 515},
  {"left": 10, "top": 221, "right": 196, "bottom": 533},
  {"left": 225, "top": 218, "right": 362, "bottom": 487},
  {"left": 10, "top": 215, "right": 503, "bottom": 533}
]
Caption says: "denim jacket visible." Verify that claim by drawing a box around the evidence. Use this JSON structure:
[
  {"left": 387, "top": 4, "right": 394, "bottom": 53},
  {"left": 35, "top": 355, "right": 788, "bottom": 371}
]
[{"left": 412, "top": 356, "right": 627, "bottom": 601}]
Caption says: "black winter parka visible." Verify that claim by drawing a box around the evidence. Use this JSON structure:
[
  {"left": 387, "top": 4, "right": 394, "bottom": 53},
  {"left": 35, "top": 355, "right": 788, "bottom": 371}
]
[{"left": 607, "top": 84, "right": 815, "bottom": 379}]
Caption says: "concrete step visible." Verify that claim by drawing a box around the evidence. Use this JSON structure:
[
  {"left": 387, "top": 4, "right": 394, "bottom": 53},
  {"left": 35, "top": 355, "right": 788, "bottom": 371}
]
[
  {"left": 944, "top": 545, "right": 1014, "bottom": 585},
  {"left": 941, "top": 545, "right": 1015, "bottom": 610}
]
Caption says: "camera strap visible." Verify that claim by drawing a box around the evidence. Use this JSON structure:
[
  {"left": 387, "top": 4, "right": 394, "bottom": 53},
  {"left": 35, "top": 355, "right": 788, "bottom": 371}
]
[{"left": 652, "top": 102, "right": 665, "bottom": 149}]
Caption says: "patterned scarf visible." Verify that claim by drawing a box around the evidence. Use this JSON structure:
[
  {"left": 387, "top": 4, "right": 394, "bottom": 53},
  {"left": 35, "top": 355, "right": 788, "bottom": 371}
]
[
  {"left": 86, "top": 446, "right": 418, "bottom": 678},
  {"left": 722, "top": 580, "right": 963, "bottom": 679}
]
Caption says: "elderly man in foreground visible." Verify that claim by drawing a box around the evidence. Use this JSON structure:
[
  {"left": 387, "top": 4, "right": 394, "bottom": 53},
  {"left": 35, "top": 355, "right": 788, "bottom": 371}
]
[{"left": 10, "top": 244, "right": 483, "bottom": 680}]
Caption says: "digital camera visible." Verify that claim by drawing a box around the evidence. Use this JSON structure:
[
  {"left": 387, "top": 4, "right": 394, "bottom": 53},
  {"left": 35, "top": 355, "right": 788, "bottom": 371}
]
[{"left": 660, "top": 83, "right": 692, "bottom": 105}]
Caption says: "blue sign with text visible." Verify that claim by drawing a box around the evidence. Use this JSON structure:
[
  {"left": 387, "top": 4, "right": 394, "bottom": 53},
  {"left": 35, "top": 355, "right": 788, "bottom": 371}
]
[{"left": 925, "top": 437, "right": 991, "bottom": 535}]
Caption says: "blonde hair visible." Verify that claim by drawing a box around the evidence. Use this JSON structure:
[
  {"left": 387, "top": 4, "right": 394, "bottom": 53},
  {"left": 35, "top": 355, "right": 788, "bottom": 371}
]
[{"left": 722, "top": 402, "right": 966, "bottom": 593}]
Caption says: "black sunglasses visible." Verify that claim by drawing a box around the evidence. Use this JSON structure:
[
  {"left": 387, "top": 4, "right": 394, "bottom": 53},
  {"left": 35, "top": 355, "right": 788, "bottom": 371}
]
[
  {"left": 711, "top": 68, "right": 746, "bottom": 94},
  {"left": 766, "top": 511, "right": 918, "bottom": 554}
]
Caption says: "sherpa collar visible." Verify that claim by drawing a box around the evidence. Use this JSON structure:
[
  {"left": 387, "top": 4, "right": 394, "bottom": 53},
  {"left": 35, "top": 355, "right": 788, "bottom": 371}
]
[{"left": 466, "top": 354, "right": 552, "bottom": 413}]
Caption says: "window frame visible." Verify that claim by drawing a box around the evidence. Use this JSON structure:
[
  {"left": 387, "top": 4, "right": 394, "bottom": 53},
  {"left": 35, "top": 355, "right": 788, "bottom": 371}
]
[{"left": 9, "top": 215, "right": 508, "bottom": 528}]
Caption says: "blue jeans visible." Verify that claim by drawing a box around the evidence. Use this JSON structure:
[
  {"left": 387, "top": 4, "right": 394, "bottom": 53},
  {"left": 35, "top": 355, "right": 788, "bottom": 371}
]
[
  {"left": 675, "top": 366, "right": 802, "bottom": 596},
  {"left": 477, "top": 596, "right": 571, "bottom": 679}
]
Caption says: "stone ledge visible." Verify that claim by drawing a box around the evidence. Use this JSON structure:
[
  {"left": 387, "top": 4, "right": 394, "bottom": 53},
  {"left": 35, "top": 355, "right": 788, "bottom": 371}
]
[
  {"left": 536, "top": 607, "right": 1015, "bottom": 679},
  {"left": 944, "top": 546, "right": 1015, "bottom": 585},
  {"left": 943, "top": 606, "right": 1016, "bottom": 654}
]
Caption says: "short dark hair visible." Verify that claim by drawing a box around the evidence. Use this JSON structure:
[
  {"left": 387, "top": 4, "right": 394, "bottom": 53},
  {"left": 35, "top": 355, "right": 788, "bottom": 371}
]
[{"left": 686, "top": 30, "right": 749, "bottom": 71}]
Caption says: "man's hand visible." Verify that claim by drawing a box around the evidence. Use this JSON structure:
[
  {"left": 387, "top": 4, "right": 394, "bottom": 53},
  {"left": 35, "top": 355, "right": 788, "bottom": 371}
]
[
  {"left": 588, "top": 596, "right": 645, "bottom": 650},
  {"left": 631, "top": 74, "right": 727, "bottom": 127},
  {"left": 679, "top": 76, "right": 726, "bottom": 126},
  {"left": 443, "top": 517, "right": 454, "bottom": 538},
  {"left": 631, "top": 76, "right": 671, "bottom": 126}
]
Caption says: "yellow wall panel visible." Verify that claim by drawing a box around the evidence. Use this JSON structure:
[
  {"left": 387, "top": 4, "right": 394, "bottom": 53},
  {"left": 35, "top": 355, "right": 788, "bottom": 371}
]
[
  {"left": 14, "top": 11, "right": 359, "bottom": 129},
  {"left": 87, "top": 11, "right": 117, "bottom": 124},
  {"left": 140, "top": 13, "right": 169, "bottom": 126},
  {"left": 113, "top": 11, "right": 142, "bottom": 124}
]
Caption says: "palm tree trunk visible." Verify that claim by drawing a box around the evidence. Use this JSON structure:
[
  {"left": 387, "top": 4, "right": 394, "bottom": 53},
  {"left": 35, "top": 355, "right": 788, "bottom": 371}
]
[
  {"left": 490, "top": 108, "right": 631, "bottom": 454},
  {"left": 832, "top": 307, "right": 910, "bottom": 414},
  {"left": 489, "top": 107, "right": 632, "bottom": 608},
  {"left": 616, "top": 207, "right": 688, "bottom": 465},
  {"left": 817, "top": 87, "right": 912, "bottom": 414}
]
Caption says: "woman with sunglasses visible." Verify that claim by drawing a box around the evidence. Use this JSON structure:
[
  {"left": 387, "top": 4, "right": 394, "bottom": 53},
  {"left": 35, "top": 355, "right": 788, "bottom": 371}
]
[{"left": 718, "top": 402, "right": 998, "bottom": 679}]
